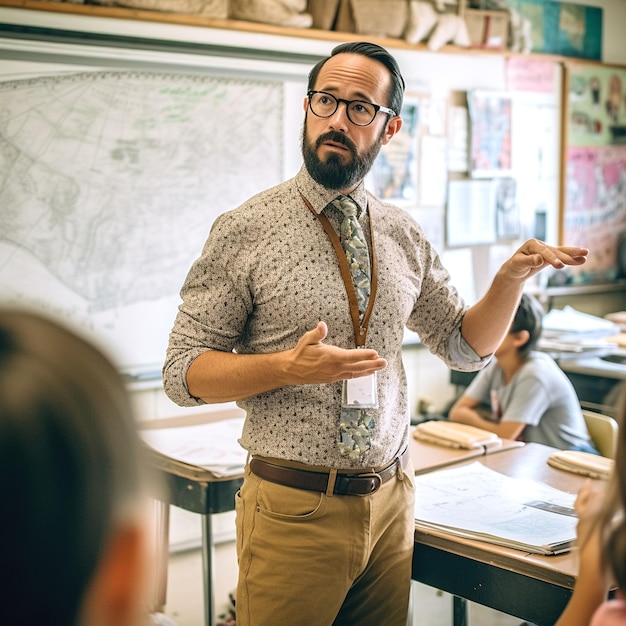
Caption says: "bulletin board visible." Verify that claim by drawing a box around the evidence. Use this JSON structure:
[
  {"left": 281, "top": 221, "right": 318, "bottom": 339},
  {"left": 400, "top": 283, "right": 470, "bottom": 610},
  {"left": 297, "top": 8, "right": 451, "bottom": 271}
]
[{"left": 560, "top": 62, "right": 626, "bottom": 283}]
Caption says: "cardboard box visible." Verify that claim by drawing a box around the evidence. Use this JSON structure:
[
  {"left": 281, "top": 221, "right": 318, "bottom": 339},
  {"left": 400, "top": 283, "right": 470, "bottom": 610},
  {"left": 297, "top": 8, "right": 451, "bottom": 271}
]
[
  {"left": 93, "top": 0, "right": 229, "bottom": 18},
  {"left": 307, "top": 0, "right": 342, "bottom": 30},
  {"left": 308, "top": 0, "right": 409, "bottom": 36},
  {"left": 349, "top": 0, "right": 408, "bottom": 38},
  {"left": 464, "top": 8, "right": 509, "bottom": 49}
]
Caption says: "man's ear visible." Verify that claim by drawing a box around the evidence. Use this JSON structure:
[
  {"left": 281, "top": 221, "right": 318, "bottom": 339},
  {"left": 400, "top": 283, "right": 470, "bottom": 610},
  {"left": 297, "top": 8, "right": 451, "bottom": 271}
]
[
  {"left": 78, "top": 522, "right": 149, "bottom": 626},
  {"left": 382, "top": 115, "right": 402, "bottom": 144}
]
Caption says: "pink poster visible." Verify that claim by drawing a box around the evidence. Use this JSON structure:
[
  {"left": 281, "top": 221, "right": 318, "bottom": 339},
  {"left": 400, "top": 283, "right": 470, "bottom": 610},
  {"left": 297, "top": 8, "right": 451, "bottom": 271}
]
[
  {"left": 506, "top": 57, "right": 557, "bottom": 93},
  {"left": 565, "top": 145, "right": 626, "bottom": 278}
]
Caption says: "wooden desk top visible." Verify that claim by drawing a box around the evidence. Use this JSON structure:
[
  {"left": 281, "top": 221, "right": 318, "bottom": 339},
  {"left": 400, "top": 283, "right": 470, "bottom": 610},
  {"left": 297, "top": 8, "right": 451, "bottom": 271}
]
[
  {"left": 409, "top": 427, "right": 525, "bottom": 475},
  {"left": 143, "top": 415, "right": 525, "bottom": 481}
]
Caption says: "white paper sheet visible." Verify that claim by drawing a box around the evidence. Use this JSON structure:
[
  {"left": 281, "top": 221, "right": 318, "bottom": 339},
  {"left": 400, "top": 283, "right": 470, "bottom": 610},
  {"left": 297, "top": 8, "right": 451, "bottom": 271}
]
[
  {"left": 414, "top": 462, "right": 577, "bottom": 555},
  {"left": 141, "top": 417, "right": 246, "bottom": 477}
]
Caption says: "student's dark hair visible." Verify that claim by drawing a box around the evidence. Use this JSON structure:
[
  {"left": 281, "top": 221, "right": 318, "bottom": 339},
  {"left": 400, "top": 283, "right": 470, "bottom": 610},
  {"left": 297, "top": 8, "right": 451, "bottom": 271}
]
[
  {"left": 307, "top": 41, "right": 405, "bottom": 119},
  {"left": 509, "top": 293, "right": 544, "bottom": 356},
  {"left": 0, "top": 309, "right": 145, "bottom": 626}
]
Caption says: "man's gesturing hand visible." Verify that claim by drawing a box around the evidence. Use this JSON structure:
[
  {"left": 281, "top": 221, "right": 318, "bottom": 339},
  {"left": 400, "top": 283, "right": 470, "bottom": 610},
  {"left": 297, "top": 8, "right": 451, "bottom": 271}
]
[{"left": 287, "top": 321, "right": 387, "bottom": 385}]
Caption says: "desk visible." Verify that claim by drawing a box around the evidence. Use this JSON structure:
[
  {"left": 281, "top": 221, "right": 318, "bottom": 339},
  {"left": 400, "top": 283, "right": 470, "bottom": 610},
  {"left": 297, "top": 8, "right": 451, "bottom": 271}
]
[
  {"left": 143, "top": 416, "right": 521, "bottom": 626},
  {"left": 140, "top": 408, "right": 245, "bottom": 626},
  {"left": 558, "top": 350, "right": 626, "bottom": 416},
  {"left": 412, "top": 443, "right": 599, "bottom": 626},
  {"left": 409, "top": 431, "right": 524, "bottom": 475}
]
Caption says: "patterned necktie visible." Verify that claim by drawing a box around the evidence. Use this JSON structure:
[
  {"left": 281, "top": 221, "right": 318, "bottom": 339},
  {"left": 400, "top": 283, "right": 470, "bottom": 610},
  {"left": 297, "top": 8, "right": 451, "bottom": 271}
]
[
  {"left": 330, "top": 195, "right": 374, "bottom": 460},
  {"left": 331, "top": 195, "right": 371, "bottom": 320}
]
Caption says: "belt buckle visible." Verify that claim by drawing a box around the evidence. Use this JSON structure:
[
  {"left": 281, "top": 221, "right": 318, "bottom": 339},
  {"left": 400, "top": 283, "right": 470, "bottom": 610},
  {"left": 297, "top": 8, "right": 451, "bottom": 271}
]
[
  {"left": 360, "top": 472, "right": 383, "bottom": 495},
  {"left": 337, "top": 472, "right": 382, "bottom": 496}
]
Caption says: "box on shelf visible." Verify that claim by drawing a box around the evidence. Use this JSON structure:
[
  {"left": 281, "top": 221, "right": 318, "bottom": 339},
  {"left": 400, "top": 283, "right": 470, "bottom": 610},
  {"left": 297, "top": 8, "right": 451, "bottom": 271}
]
[
  {"left": 307, "top": 0, "right": 410, "bottom": 36},
  {"left": 91, "top": 0, "right": 229, "bottom": 18},
  {"left": 464, "top": 8, "right": 508, "bottom": 49},
  {"left": 307, "top": 0, "right": 342, "bottom": 30}
]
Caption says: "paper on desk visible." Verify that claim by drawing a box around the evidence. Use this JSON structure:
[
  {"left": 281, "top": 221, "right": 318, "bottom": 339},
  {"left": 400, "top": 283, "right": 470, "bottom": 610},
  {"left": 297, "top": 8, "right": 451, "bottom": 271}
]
[
  {"left": 140, "top": 417, "right": 246, "bottom": 477},
  {"left": 414, "top": 462, "right": 577, "bottom": 555},
  {"left": 542, "top": 306, "right": 621, "bottom": 338}
]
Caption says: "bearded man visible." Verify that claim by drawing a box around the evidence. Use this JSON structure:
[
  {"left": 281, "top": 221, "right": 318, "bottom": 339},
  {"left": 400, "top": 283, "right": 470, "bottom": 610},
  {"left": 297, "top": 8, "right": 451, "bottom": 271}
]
[{"left": 163, "top": 41, "right": 588, "bottom": 626}]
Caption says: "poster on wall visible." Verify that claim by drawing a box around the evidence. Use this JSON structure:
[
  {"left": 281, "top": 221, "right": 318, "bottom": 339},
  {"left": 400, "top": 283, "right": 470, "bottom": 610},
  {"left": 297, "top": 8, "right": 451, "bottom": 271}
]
[
  {"left": 446, "top": 179, "right": 497, "bottom": 247},
  {"left": 500, "top": 0, "right": 602, "bottom": 60},
  {"left": 468, "top": 91, "right": 512, "bottom": 178},
  {"left": 367, "top": 98, "right": 419, "bottom": 203},
  {"left": 562, "top": 64, "right": 626, "bottom": 283},
  {"left": 495, "top": 178, "right": 521, "bottom": 240}
]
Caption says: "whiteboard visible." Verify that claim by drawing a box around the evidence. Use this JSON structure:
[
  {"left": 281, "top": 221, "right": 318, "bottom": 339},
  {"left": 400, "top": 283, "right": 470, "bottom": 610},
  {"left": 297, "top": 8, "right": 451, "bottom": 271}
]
[{"left": 0, "top": 67, "right": 284, "bottom": 373}]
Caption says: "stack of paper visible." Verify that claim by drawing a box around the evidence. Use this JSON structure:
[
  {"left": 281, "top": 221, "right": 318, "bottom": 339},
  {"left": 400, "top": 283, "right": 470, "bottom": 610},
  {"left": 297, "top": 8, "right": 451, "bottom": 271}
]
[
  {"left": 605, "top": 311, "right": 626, "bottom": 331},
  {"left": 538, "top": 306, "right": 620, "bottom": 358},
  {"left": 414, "top": 462, "right": 577, "bottom": 555},
  {"left": 140, "top": 417, "right": 246, "bottom": 477}
]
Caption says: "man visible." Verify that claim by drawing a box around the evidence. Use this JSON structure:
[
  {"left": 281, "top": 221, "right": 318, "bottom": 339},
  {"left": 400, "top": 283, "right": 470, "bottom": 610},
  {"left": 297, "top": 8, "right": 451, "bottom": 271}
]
[
  {"left": 449, "top": 293, "right": 597, "bottom": 451},
  {"left": 163, "top": 42, "right": 588, "bottom": 626}
]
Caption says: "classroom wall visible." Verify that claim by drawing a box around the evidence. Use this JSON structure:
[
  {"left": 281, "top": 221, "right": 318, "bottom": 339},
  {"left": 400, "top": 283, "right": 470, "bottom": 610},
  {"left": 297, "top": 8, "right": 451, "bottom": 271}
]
[
  {"left": 0, "top": 0, "right": 623, "bottom": 416},
  {"left": 2, "top": 1, "right": 624, "bottom": 593}
]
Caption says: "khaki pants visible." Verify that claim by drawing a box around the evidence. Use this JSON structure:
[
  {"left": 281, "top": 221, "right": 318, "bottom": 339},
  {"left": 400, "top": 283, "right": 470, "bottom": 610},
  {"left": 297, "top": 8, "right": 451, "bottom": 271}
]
[{"left": 234, "top": 461, "right": 415, "bottom": 626}]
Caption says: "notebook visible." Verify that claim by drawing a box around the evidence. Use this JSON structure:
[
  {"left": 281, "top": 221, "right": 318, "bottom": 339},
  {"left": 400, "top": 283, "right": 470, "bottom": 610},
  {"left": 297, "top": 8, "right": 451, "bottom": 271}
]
[
  {"left": 547, "top": 450, "right": 614, "bottom": 480},
  {"left": 413, "top": 420, "right": 502, "bottom": 451}
]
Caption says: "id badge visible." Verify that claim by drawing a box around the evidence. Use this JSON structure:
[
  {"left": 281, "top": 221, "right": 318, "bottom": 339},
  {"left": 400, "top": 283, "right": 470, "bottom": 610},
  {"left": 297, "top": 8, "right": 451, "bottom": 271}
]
[{"left": 342, "top": 371, "right": 379, "bottom": 409}]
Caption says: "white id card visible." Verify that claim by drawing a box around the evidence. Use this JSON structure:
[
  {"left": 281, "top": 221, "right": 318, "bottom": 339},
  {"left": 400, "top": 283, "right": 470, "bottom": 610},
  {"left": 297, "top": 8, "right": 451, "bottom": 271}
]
[{"left": 342, "top": 372, "right": 378, "bottom": 409}]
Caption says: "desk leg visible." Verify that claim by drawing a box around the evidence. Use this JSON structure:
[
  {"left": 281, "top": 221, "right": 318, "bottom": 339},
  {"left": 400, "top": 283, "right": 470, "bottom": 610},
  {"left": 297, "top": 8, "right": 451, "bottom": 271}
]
[
  {"left": 201, "top": 513, "right": 215, "bottom": 626},
  {"left": 151, "top": 500, "right": 170, "bottom": 613},
  {"left": 453, "top": 596, "right": 468, "bottom": 626}
]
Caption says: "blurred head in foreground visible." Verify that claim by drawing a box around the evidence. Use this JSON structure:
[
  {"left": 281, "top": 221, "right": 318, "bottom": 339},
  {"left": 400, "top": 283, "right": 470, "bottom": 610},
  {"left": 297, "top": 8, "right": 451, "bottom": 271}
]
[{"left": 0, "top": 308, "right": 151, "bottom": 626}]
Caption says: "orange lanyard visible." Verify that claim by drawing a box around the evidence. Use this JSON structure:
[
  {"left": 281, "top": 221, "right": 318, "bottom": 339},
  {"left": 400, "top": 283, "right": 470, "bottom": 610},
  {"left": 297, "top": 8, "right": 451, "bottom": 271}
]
[{"left": 300, "top": 192, "right": 378, "bottom": 348}]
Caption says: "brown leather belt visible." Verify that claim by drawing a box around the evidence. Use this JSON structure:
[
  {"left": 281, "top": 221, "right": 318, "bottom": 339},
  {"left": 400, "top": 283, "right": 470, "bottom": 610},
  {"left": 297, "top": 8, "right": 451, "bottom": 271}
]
[{"left": 249, "top": 448, "right": 409, "bottom": 496}]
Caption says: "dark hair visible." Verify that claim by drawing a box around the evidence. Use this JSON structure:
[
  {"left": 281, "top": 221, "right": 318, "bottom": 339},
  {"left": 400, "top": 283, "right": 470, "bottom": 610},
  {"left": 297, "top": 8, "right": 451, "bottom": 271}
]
[
  {"left": 0, "top": 309, "right": 145, "bottom": 626},
  {"left": 509, "top": 293, "right": 544, "bottom": 356},
  {"left": 307, "top": 41, "right": 405, "bottom": 118}
]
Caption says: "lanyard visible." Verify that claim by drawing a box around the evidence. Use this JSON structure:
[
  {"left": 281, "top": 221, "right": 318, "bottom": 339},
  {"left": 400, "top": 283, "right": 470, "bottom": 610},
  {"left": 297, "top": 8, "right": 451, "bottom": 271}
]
[{"left": 300, "top": 192, "right": 378, "bottom": 348}]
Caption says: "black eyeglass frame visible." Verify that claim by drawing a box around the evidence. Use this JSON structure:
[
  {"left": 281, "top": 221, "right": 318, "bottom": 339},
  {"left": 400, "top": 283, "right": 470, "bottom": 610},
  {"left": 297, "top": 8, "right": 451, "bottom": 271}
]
[{"left": 306, "top": 90, "right": 397, "bottom": 126}]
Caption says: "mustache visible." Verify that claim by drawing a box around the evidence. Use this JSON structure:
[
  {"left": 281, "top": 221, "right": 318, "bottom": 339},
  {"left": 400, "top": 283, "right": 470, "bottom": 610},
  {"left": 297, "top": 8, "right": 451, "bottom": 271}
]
[{"left": 315, "top": 131, "right": 357, "bottom": 155}]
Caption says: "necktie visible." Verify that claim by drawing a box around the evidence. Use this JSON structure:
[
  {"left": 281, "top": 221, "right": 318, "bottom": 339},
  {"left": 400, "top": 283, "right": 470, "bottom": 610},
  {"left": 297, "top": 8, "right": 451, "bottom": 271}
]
[
  {"left": 330, "top": 195, "right": 374, "bottom": 460},
  {"left": 331, "top": 195, "right": 371, "bottom": 320}
]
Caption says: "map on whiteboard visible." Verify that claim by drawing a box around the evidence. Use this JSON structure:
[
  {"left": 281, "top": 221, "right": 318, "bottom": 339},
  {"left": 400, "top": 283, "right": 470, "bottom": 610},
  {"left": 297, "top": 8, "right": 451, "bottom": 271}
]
[{"left": 0, "top": 71, "right": 284, "bottom": 372}]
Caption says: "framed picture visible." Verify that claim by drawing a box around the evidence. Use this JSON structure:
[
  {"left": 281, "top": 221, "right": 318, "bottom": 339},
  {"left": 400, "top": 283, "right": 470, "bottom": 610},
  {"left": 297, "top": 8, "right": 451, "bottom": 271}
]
[{"left": 468, "top": 91, "right": 513, "bottom": 178}]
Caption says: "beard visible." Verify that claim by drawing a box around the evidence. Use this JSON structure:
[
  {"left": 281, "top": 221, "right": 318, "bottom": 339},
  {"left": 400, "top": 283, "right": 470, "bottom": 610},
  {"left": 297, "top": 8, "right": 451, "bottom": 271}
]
[{"left": 301, "top": 125, "right": 384, "bottom": 191}]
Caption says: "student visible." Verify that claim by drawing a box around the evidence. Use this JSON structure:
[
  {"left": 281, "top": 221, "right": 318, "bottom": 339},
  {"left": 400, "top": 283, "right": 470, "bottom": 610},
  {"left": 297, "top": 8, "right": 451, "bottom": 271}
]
[
  {"left": 0, "top": 308, "right": 152, "bottom": 626},
  {"left": 554, "top": 387, "right": 626, "bottom": 626},
  {"left": 163, "top": 41, "right": 588, "bottom": 625},
  {"left": 449, "top": 293, "right": 597, "bottom": 452}
]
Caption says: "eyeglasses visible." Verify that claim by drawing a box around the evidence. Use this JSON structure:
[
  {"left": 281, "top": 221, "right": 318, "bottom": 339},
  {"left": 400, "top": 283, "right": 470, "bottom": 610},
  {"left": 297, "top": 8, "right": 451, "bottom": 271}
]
[{"left": 307, "top": 90, "right": 396, "bottom": 127}]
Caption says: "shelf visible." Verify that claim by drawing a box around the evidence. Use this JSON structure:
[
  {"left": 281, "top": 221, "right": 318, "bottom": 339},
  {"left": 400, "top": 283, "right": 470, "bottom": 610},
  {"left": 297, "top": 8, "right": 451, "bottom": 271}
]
[{"left": 0, "top": 0, "right": 588, "bottom": 63}]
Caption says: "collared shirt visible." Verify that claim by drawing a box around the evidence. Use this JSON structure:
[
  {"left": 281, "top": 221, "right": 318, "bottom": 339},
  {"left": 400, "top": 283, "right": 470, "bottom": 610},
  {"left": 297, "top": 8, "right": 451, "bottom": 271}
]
[{"left": 163, "top": 165, "right": 487, "bottom": 468}]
